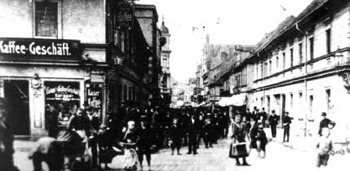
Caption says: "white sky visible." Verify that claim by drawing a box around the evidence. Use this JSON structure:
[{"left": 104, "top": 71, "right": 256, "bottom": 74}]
[{"left": 137, "top": 0, "right": 313, "bottom": 83}]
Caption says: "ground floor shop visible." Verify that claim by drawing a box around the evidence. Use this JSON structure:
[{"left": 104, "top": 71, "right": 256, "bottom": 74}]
[
  {"left": 246, "top": 71, "right": 350, "bottom": 141},
  {"left": 0, "top": 64, "right": 106, "bottom": 139}
]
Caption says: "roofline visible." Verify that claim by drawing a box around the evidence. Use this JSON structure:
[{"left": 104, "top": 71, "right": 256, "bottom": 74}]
[
  {"left": 135, "top": 4, "right": 159, "bottom": 22},
  {"left": 255, "top": 0, "right": 330, "bottom": 55}
]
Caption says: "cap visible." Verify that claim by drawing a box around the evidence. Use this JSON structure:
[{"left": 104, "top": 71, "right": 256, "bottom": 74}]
[{"left": 321, "top": 112, "right": 327, "bottom": 117}]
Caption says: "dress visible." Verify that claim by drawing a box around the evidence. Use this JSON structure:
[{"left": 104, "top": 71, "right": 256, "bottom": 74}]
[
  {"left": 229, "top": 122, "right": 248, "bottom": 158},
  {"left": 122, "top": 129, "right": 140, "bottom": 170}
]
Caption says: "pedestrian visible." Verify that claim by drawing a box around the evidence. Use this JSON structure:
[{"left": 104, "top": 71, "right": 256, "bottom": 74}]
[
  {"left": 29, "top": 137, "right": 64, "bottom": 171},
  {"left": 282, "top": 112, "right": 292, "bottom": 142},
  {"left": 268, "top": 110, "right": 279, "bottom": 138},
  {"left": 86, "top": 106, "right": 100, "bottom": 169},
  {"left": 203, "top": 115, "right": 214, "bottom": 148},
  {"left": 228, "top": 114, "right": 249, "bottom": 166},
  {"left": 257, "top": 108, "right": 268, "bottom": 127},
  {"left": 318, "top": 112, "right": 336, "bottom": 136},
  {"left": 168, "top": 118, "right": 182, "bottom": 155},
  {"left": 45, "top": 104, "right": 59, "bottom": 138},
  {"left": 248, "top": 119, "right": 258, "bottom": 155},
  {"left": 316, "top": 127, "right": 334, "bottom": 168},
  {"left": 0, "top": 97, "right": 19, "bottom": 171},
  {"left": 120, "top": 120, "right": 140, "bottom": 171},
  {"left": 187, "top": 113, "right": 199, "bottom": 155},
  {"left": 136, "top": 118, "right": 152, "bottom": 171},
  {"left": 67, "top": 108, "right": 92, "bottom": 142},
  {"left": 255, "top": 123, "right": 268, "bottom": 158}
]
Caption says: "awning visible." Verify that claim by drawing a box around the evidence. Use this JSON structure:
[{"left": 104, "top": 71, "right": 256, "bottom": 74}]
[{"left": 218, "top": 93, "right": 247, "bottom": 107}]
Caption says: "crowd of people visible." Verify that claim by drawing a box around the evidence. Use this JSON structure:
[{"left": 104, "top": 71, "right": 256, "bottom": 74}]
[{"left": 0, "top": 96, "right": 340, "bottom": 171}]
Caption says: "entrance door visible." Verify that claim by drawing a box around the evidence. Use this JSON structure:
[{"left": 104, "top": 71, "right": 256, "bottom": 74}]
[{"left": 4, "top": 80, "right": 30, "bottom": 135}]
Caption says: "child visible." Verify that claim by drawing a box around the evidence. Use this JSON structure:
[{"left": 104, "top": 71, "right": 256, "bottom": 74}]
[
  {"left": 316, "top": 127, "right": 333, "bottom": 168},
  {"left": 255, "top": 123, "right": 268, "bottom": 158}
]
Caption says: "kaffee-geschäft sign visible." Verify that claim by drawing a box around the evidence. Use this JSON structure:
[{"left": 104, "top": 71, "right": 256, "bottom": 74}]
[{"left": 0, "top": 38, "right": 80, "bottom": 61}]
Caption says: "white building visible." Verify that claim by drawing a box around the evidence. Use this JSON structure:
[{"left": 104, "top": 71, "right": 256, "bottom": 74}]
[{"left": 233, "top": 0, "right": 350, "bottom": 140}]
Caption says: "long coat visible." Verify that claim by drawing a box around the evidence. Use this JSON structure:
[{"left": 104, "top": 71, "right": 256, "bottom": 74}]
[{"left": 229, "top": 122, "right": 249, "bottom": 158}]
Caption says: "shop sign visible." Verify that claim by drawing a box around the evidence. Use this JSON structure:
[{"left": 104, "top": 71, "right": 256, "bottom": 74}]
[
  {"left": 0, "top": 38, "right": 80, "bottom": 60},
  {"left": 45, "top": 82, "right": 80, "bottom": 101},
  {"left": 86, "top": 83, "right": 103, "bottom": 116},
  {"left": 116, "top": 2, "right": 134, "bottom": 30}
]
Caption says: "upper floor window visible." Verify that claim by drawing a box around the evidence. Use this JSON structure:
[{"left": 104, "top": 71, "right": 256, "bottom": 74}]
[
  {"left": 34, "top": 0, "right": 60, "bottom": 38},
  {"left": 282, "top": 52, "right": 286, "bottom": 70},
  {"left": 326, "top": 28, "right": 331, "bottom": 54},
  {"left": 299, "top": 43, "right": 303, "bottom": 64},
  {"left": 290, "top": 48, "right": 294, "bottom": 67},
  {"left": 309, "top": 37, "right": 314, "bottom": 60},
  {"left": 269, "top": 60, "right": 272, "bottom": 75},
  {"left": 276, "top": 56, "right": 279, "bottom": 72}
]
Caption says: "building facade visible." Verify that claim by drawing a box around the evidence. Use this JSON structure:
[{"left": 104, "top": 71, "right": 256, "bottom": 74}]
[
  {"left": 0, "top": 0, "right": 108, "bottom": 138},
  {"left": 160, "top": 20, "right": 172, "bottom": 107},
  {"left": 0, "top": 0, "right": 162, "bottom": 139},
  {"left": 232, "top": 0, "right": 350, "bottom": 140}
]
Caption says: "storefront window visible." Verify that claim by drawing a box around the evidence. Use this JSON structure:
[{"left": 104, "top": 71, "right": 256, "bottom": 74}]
[{"left": 45, "top": 81, "right": 80, "bottom": 130}]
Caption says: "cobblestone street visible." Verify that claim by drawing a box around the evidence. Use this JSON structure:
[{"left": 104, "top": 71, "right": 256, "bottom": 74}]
[{"left": 13, "top": 128, "right": 350, "bottom": 171}]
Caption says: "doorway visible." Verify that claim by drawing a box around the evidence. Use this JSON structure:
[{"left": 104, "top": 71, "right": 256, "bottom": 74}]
[{"left": 4, "top": 80, "right": 30, "bottom": 135}]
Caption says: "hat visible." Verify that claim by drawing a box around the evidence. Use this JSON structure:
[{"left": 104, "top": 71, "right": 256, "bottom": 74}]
[{"left": 321, "top": 112, "right": 327, "bottom": 117}]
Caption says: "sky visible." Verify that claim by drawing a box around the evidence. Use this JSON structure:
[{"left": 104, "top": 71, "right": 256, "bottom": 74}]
[{"left": 137, "top": 0, "right": 313, "bottom": 83}]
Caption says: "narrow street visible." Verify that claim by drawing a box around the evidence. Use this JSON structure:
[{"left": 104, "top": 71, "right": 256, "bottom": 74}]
[
  {"left": 13, "top": 129, "right": 350, "bottom": 171},
  {"left": 107, "top": 137, "right": 349, "bottom": 171}
]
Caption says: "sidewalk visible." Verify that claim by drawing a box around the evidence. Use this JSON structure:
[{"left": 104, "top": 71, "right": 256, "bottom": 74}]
[{"left": 264, "top": 127, "right": 315, "bottom": 152}]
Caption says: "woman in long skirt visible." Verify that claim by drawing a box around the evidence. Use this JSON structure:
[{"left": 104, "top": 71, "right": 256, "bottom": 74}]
[{"left": 229, "top": 114, "right": 249, "bottom": 166}]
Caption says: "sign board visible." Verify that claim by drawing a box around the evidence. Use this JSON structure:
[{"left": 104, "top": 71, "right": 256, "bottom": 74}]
[
  {"left": 116, "top": 2, "right": 134, "bottom": 30},
  {"left": 45, "top": 82, "right": 80, "bottom": 101},
  {"left": 86, "top": 83, "right": 103, "bottom": 117},
  {"left": 0, "top": 38, "right": 80, "bottom": 61}
]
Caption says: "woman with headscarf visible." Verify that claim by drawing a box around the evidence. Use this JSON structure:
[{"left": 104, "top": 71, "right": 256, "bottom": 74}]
[{"left": 228, "top": 114, "right": 249, "bottom": 166}]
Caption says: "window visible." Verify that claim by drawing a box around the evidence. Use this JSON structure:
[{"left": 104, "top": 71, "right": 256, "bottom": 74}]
[
  {"left": 282, "top": 52, "right": 286, "bottom": 70},
  {"left": 35, "top": 1, "right": 59, "bottom": 37},
  {"left": 260, "top": 62, "right": 264, "bottom": 78},
  {"left": 276, "top": 57, "right": 279, "bottom": 72},
  {"left": 326, "top": 29, "right": 331, "bottom": 54},
  {"left": 290, "top": 93, "right": 293, "bottom": 114},
  {"left": 326, "top": 89, "right": 331, "bottom": 114},
  {"left": 123, "top": 85, "right": 127, "bottom": 101},
  {"left": 299, "top": 43, "right": 303, "bottom": 64},
  {"left": 269, "top": 60, "right": 272, "bottom": 75},
  {"left": 309, "top": 37, "right": 314, "bottom": 60},
  {"left": 290, "top": 48, "right": 294, "bottom": 67},
  {"left": 309, "top": 95, "right": 313, "bottom": 118},
  {"left": 264, "top": 62, "right": 267, "bottom": 77}
]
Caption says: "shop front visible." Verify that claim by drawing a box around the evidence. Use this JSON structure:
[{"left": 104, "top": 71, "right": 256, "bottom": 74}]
[{"left": 0, "top": 38, "right": 106, "bottom": 139}]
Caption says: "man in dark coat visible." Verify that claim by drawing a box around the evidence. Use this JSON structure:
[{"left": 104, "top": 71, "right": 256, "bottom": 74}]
[
  {"left": 268, "top": 110, "right": 279, "bottom": 138},
  {"left": 169, "top": 118, "right": 182, "bottom": 155},
  {"left": 318, "top": 112, "right": 336, "bottom": 136},
  {"left": 0, "top": 98, "right": 19, "bottom": 171},
  {"left": 86, "top": 107, "right": 100, "bottom": 169},
  {"left": 282, "top": 112, "right": 292, "bottom": 142},
  {"left": 187, "top": 113, "right": 199, "bottom": 155},
  {"left": 136, "top": 118, "right": 152, "bottom": 171}
]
